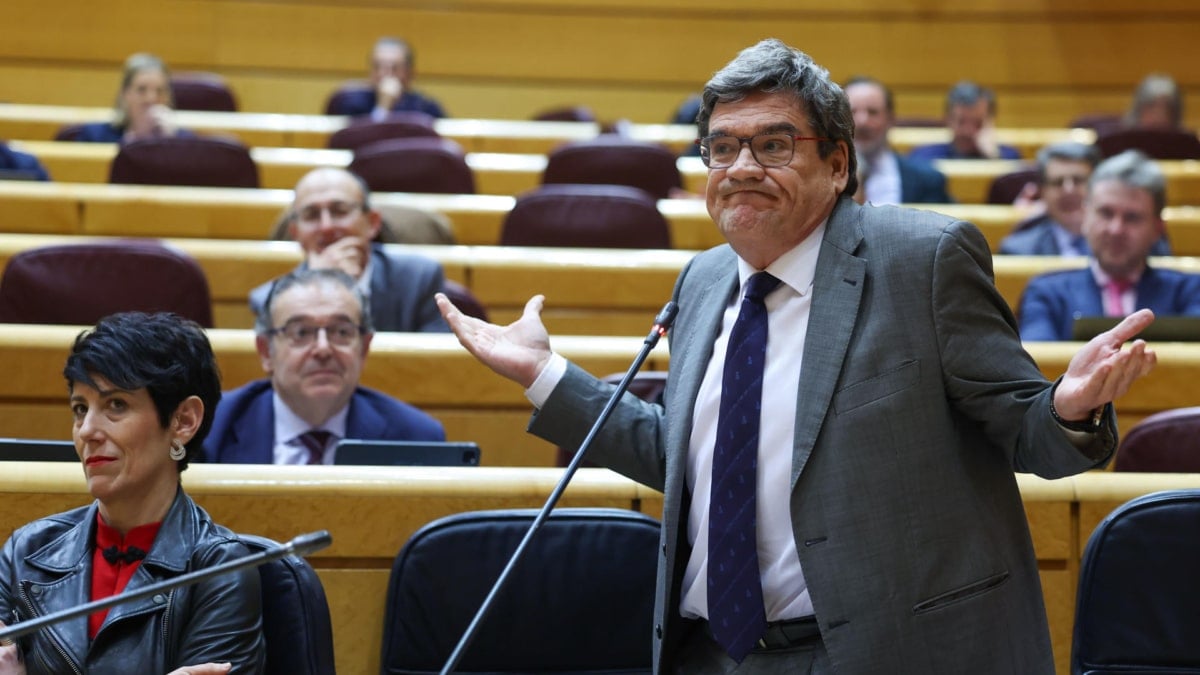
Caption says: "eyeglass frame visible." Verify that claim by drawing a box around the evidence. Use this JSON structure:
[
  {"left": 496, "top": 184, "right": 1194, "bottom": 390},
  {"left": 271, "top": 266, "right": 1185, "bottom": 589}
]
[
  {"left": 266, "top": 317, "right": 368, "bottom": 348},
  {"left": 695, "top": 133, "right": 831, "bottom": 169}
]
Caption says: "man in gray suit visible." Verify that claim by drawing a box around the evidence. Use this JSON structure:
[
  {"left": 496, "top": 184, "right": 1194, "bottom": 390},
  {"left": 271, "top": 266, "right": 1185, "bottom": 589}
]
[
  {"left": 436, "top": 40, "right": 1156, "bottom": 674},
  {"left": 249, "top": 167, "right": 449, "bottom": 332}
]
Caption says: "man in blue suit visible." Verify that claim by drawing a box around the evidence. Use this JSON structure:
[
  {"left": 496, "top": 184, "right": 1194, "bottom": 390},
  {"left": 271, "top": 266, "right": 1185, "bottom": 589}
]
[
  {"left": 207, "top": 268, "right": 444, "bottom": 464},
  {"left": 0, "top": 143, "right": 51, "bottom": 181},
  {"left": 1020, "top": 150, "right": 1200, "bottom": 340},
  {"left": 908, "top": 81, "right": 1022, "bottom": 162},
  {"left": 844, "top": 76, "right": 952, "bottom": 204},
  {"left": 326, "top": 37, "right": 446, "bottom": 119}
]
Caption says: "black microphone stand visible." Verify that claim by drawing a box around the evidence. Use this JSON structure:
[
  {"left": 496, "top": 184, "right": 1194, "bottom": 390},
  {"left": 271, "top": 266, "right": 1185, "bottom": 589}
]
[
  {"left": 439, "top": 301, "right": 678, "bottom": 675},
  {"left": 0, "top": 530, "right": 332, "bottom": 642}
]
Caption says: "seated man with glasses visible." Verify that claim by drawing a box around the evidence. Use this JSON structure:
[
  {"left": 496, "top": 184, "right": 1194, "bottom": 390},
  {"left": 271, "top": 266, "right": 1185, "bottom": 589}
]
[
  {"left": 206, "top": 268, "right": 445, "bottom": 464},
  {"left": 248, "top": 166, "right": 450, "bottom": 333}
]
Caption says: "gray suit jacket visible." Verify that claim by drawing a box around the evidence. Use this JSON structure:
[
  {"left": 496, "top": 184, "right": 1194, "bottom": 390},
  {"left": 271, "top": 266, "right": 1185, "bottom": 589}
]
[
  {"left": 249, "top": 244, "right": 449, "bottom": 333},
  {"left": 529, "top": 198, "right": 1114, "bottom": 674}
]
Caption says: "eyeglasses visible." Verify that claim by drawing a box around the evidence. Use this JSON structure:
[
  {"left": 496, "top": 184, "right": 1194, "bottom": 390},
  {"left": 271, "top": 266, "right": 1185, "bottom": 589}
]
[
  {"left": 1044, "top": 175, "right": 1089, "bottom": 189},
  {"left": 292, "top": 201, "right": 362, "bottom": 226},
  {"left": 268, "top": 319, "right": 366, "bottom": 347},
  {"left": 696, "top": 133, "right": 830, "bottom": 169}
]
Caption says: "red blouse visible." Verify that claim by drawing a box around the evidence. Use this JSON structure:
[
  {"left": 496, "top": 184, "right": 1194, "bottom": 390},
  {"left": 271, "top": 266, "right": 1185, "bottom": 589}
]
[{"left": 89, "top": 512, "right": 161, "bottom": 639}]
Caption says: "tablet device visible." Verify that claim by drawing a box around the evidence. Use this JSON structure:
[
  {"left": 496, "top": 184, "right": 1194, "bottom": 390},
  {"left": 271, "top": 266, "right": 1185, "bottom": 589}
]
[
  {"left": 0, "top": 438, "right": 79, "bottom": 462},
  {"left": 333, "top": 439, "right": 481, "bottom": 467},
  {"left": 1072, "top": 315, "right": 1200, "bottom": 342}
]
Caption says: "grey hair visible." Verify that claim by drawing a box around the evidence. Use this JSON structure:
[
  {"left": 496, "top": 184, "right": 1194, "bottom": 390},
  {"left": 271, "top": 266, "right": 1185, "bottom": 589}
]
[
  {"left": 1126, "top": 73, "right": 1183, "bottom": 128},
  {"left": 696, "top": 39, "right": 857, "bottom": 199},
  {"left": 373, "top": 36, "right": 414, "bottom": 70},
  {"left": 1035, "top": 142, "right": 1101, "bottom": 184},
  {"left": 1089, "top": 149, "right": 1167, "bottom": 215},
  {"left": 254, "top": 268, "right": 375, "bottom": 336}
]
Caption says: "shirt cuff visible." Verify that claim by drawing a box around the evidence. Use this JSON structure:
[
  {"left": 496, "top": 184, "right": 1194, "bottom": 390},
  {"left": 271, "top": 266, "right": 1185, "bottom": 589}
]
[{"left": 524, "top": 353, "right": 568, "bottom": 408}]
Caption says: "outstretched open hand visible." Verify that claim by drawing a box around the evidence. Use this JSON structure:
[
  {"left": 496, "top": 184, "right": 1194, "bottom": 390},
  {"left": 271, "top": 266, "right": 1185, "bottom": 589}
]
[
  {"left": 1054, "top": 309, "right": 1158, "bottom": 421},
  {"left": 436, "top": 293, "right": 553, "bottom": 388}
]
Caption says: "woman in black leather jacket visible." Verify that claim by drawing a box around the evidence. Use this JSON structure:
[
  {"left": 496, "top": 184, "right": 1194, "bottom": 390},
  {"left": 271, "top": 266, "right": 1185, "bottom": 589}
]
[{"left": 0, "top": 312, "right": 265, "bottom": 675}]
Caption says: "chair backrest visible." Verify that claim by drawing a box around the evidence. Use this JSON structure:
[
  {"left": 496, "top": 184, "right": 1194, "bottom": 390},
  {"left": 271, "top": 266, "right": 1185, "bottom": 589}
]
[
  {"left": 441, "top": 279, "right": 488, "bottom": 321},
  {"left": 324, "top": 81, "right": 373, "bottom": 116},
  {"left": 0, "top": 240, "right": 214, "bottom": 327},
  {"left": 1094, "top": 127, "right": 1200, "bottom": 160},
  {"left": 1113, "top": 406, "right": 1200, "bottom": 471},
  {"left": 500, "top": 184, "right": 670, "bottom": 249},
  {"left": 1069, "top": 113, "right": 1124, "bottom": 135},
  {"left": 555, "top": 371, "right": 668, "bottom": 467},
  {"left": 53, "top": 124, "right": 88, "bottom": 142},
  {"left": 380, "top": 508, "right": 658, "bottom": 674},
  {"left": 109, "top": 136, "right": 259, "bottom": 188},
  {"left": 238, "top": 534, "right": 336, "bottom": 675},
  {"left": 171, "top": 72, "right": 238, "bottom": 112},
  {"left": 986, "top": 167, "right": 1040, "bottom": 205},
  {"left": 1072, "top": 489, "right": 1200, "bottom": 674},
  {"left": 327, "top": 112, "right": 439, "bottom": 150},
  {"left": 543, "top": 136, "right": 682, "bottom": 199},
  {"left": 349, "top": 137, "right": 475, "bottom": 194},
  {"left": 533, "top": 106, "right": 597, "bottom": 122}
]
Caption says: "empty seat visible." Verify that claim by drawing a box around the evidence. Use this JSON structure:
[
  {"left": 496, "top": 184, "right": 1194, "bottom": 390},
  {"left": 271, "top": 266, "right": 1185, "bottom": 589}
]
[
  {"left": 500, "top": 184, "right": 670, "bottom": 249},
  {"left": 0, "top": 240, "right": 214, "bottom": 327},
  {"left": 238, "top": 534, "right": 336, "bottom": 675},
  {"left": 171, "top": 72, "right": 239, "bottom": 112},
  {"left": 986, "top": 167, "right": 1040, "bottom": 205},
  {"left": 532, "top": 106, "right": 597, "bottom": 122},
  {"left": 543, "top": 136, "right": 683, "bottom": 199},
  {"left": 1072, "top": 489, "right": 1200, "bottom": 673},
  {"left": 1094, "top": 128, "right": 1200, "bottom": 160},
  {"left": 1113, "top": 406, "right": 1200, "bottom": 471},
  {"left": 326, "top": 112, "right": 438, "bottom": 150},
  {"left": 1069, "top": 113, "right": 1124, "bottom": 136},
  {"left": 379, "top": 508, "right": 658, "bottom": 674},
  {"left": 348, "top": 137, "right": 475, "bottom": 194},
  {"left": 109, "top": 136, "right": 259, "bottom": 188}
]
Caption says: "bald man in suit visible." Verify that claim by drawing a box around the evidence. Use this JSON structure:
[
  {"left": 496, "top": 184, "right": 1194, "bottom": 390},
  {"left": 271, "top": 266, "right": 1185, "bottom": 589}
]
[{"left": 437, "top": 40, "right": 1156, "bottom": 674}]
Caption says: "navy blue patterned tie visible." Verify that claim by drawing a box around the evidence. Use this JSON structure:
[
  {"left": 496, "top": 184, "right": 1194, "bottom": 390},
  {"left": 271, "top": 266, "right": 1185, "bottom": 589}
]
[
  {"left": 298, "top": 429, "right": 332, "bottom": 465},
  {"left": 708, "top": 271, "right": 780, "bottom": 662}
]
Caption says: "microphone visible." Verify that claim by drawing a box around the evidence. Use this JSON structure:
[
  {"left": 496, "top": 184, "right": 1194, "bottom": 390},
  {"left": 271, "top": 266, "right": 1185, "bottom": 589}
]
[
  {"left": 0, "top": 530, "right": 332, "bottom": 643},
  {"left": 439, "top": 301, "right": 678, "bottom": 675}
]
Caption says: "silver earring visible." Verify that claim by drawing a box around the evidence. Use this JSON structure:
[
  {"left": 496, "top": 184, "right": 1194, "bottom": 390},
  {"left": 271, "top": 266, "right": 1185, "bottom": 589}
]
[{"left": 169, "top": 440, "right": 187, "bottom": 461}]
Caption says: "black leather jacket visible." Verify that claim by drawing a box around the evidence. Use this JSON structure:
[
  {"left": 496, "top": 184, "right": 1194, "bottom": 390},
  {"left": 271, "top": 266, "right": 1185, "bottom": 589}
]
[{"left": 0, "top": 487, "right": 265, "bottom": 674}]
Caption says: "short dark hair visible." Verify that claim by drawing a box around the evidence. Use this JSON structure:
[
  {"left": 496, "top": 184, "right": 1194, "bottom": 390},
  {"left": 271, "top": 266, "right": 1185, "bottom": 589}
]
[
  {"left": 1035, "top": 142, "right": 1101, "bottom": 184},
  {"left": 844, "top": 75, "right": 895, "bottom": 116},
  {"left": 697, "top": 38, "right": 857, "bottom": 198},
  {"left": 944, "top": 80, "right": 997, "bottom": 117},
  {"left": 254, "top": 268, "right": 375, "bottom": 336},
  {"left": 63, "top": 312, "right": 221, "bottom": 471}
]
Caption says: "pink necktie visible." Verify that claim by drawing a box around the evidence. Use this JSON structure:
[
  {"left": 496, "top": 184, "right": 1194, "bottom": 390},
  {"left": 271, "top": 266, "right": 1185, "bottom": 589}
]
[{"left": 1103, "top": 279, "right": 1132, "bottom": 317}]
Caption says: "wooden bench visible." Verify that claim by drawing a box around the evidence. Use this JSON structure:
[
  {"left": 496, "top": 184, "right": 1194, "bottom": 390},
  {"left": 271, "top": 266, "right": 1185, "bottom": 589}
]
[
  {"left": 0, "top": 103, "right": 1092, "bottom": 159},
  {"left": 0, "top": 464, "right": 1194, "bottom": 674},
  {"left": 2, "top": 320, "right": 1197, "bottom": 464},
  {"left": 4, "top": 182, "right": 1200, "bottom": 257}
]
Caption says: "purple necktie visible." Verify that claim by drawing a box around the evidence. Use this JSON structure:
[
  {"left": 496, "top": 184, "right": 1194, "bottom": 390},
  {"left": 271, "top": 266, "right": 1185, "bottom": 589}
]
[
  {"left": 708, "top": 271, "right": 781, "bottom": 663},
  {"left": 297, "top": 429, "right": 332, "bottom": 465}
]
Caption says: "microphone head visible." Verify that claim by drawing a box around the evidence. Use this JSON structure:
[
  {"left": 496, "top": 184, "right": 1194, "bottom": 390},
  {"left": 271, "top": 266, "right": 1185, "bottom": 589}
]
[
  {"left": 287, "top": 530, "right": 333, "bottom": 557},
  {"left": 654, "top": 301, "right": 679, "bottom": 330}
]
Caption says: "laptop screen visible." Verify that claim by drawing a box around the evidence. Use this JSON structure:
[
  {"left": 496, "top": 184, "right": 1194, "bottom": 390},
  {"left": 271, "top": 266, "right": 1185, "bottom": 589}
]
[
  {"left": 0, "top": 438, "right": 79, "bottom": 462},
  {"left": 1071, "top": 315, "right": 1200, "bottom": 342},
  {"left": 333, "top": 439, "right": 481, "bottom": 467}
]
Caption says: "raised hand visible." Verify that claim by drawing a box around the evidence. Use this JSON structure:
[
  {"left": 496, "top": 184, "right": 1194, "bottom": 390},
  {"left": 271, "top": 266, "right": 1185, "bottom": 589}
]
[
  {"left": 436, "top": 293, "right": 553, "bottom": 388},
  {"left": 1054, "top": 309, "right": 1158, "bottom": 421},
  {"left": 165, "top": 663, "right": 231, "bottom": 675},
  {"left": 307, "top": 235, "right": 370, "bottom": 279}
]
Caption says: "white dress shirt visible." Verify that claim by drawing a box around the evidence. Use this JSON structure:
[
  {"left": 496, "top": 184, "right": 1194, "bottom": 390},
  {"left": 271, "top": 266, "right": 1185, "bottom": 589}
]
[{"left": 864, "top": 151, "right": 902, "bottom": 206}]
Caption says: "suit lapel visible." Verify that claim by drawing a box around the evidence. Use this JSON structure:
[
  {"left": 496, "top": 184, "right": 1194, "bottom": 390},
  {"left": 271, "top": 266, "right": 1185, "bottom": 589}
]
[
  {"left": 231, "top": 388, "right": 276, "bottom": 463},
  {"left": 792, "top": 200, "right": 867, "bottom": 487}
]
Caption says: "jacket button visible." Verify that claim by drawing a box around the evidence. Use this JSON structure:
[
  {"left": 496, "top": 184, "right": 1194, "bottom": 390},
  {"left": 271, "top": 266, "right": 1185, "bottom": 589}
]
[
  {"left": 152, "top": 594, "right": 166, "bottom": 604},
  {"left": 655, "top": 624, "right": 663, "bottom": 639},
  {"left": 30, "top": 586, "right": 41, "bottom": 596}
]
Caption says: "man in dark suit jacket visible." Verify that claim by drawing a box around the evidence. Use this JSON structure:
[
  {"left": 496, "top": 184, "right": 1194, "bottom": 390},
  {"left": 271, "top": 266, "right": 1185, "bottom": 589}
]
[
  {"left": 908, "top": 81, "right": 1022, "bottom": 162},
  {"left": 436, "top": 40, "right": 1156, "bottom": 674},
  {"left": 0, "top": 143, "right": 51, "bottom": 180},
  {"left": 1020, "top": 150, "right": 1200, "bottom": 340},
  {"left": 208, "top": 268, "right": 444, "bottom": 464},
  {"left": 844, "top": 76, "right": 952, "bottom": 204},
  {"left": 325, "top": 36, "right": 446, "bottom": 118},
  {"left": 248, "top": 166, "right": 449, "bottom": 333}
]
